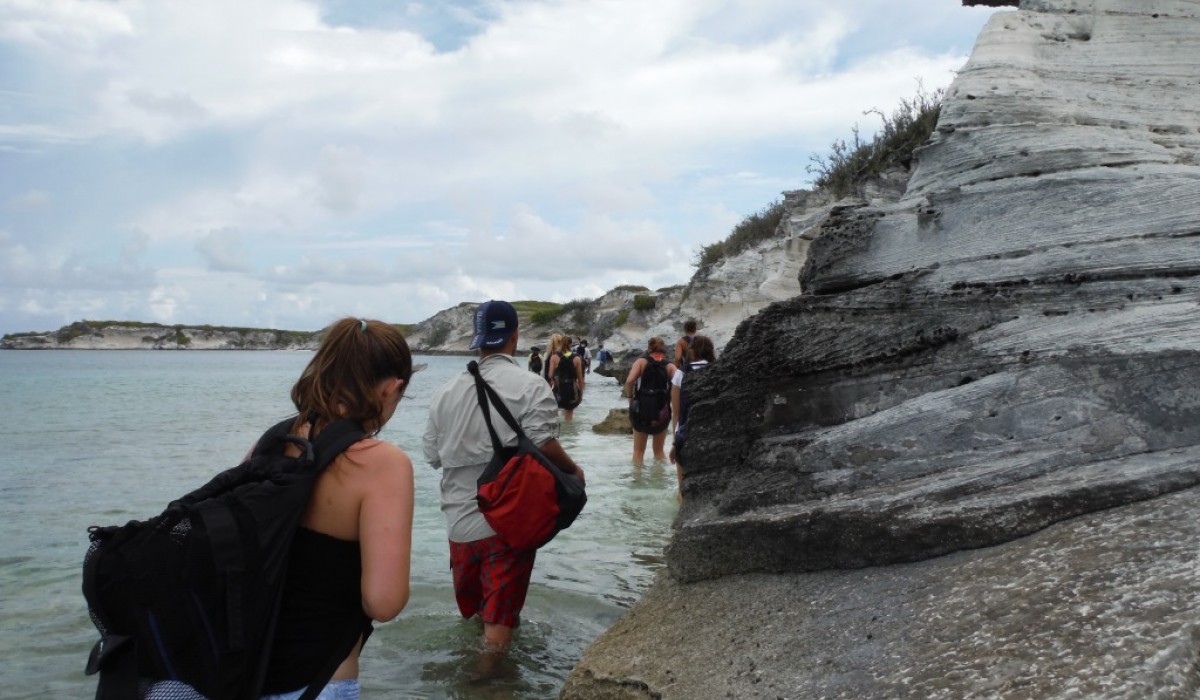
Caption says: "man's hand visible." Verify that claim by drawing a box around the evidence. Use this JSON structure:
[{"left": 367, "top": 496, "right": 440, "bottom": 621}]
[{"left": 539, "top": 438, "right": 585, "bottom": 484}]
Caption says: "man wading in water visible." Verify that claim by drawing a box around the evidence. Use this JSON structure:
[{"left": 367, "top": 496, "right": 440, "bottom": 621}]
[{"left": 422, "top": 300, "right": 585, "bottom": 675}]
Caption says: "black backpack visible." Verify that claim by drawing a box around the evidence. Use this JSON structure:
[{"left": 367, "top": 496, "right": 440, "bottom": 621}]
[
  {"left": 632, "top": 357, "right": 671, "bottom": 428},
  {"left": 556, "top": 351, "right": 578, "bottom": 383},
  {"left": 554, "top": 352, "right": 580, "bottom": 407},
  {"left": 676, "top": 335, "right": 693, "bottom": 365},
  {"left": 82, "top": 417, "right": 369, "bottom": 700}
]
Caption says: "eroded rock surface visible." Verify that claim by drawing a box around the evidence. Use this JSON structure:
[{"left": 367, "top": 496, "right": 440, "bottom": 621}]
[
  {"left": 565, "top": 487, "right": 1200, "bottom": 699},
  {"left": 671, "top": 0, "right": 1200, "bottom": 583},
  {"left": 567, "top": 1, "right": 1200, "bottom": 697}
]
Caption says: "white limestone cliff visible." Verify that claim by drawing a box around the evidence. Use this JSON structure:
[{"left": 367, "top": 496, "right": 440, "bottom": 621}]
[{"left": 563, "top": 1, "right": 1200, "bottom": 698}]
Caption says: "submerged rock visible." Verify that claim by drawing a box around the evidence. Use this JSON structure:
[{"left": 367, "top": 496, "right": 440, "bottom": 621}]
[{"left": 592, "top": 408, "right": 632, "bottom": 435}]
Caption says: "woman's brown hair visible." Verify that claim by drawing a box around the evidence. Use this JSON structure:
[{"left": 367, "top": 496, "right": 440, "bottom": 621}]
[
  {"left": 291, "top": 318, "right": 413, "bottom": 436},
  {"left": 687, "top": 335, "right": 716, "bottom": 363},
  {"left": 646, "top": 336, "right": 666, "bottom": 354}
]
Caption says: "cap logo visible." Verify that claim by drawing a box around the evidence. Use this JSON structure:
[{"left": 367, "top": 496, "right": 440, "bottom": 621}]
[{"left": 490, "top": 320, "right": 507, "bottom": 330}]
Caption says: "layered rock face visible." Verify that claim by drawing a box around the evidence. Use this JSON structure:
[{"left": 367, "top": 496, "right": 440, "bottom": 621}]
[
  {"left": 671, "top": 0, "right": 1200, "bottom": 582},
  {"left": 404, "top": 242, "right": 810, "bottom": 356},
  {"left": 566, "top": 1, "right": 1200, "bottom": 697}
]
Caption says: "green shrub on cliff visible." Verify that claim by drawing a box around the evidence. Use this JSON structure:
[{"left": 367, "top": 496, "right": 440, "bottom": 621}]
[
  {"left": 692, "top": 86, "right": 943, "bottom": 275},
  {"left": 511, "top": 301, "right": 559, "bottom": 318},
  {"left": 695, "top": 200, "right": 787, "bottom": 271},
  {"left": 56, "top": 321, "right": 94, "bottom": 343},
  {"left": 425, "top": 323, "right": 452, "bottom": 347},
  {"left": 808, "top": 85, "right": 944, "bottom": 199},
  {"left": 531, "top": 304, "right": 564, "bottom": 325},
  {"left": 529, "top": 299, "right": 593, "bottom": 333}
]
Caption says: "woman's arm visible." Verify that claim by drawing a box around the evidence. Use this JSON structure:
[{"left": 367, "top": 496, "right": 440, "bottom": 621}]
[
  {"left": 671, "top": 380, "right": 681, "bottom": 435},
  {"left": 575, "top": 357, "right": 585, "bottom": 393},
  {"left": 624, "top": 358, "right": 645, "bottom": 399},
  {"left": 548, "top": 354, "right": 560, "bottom": 388},
  {"left": 358, "top": 444, "right": 414, "bottom": 622}
]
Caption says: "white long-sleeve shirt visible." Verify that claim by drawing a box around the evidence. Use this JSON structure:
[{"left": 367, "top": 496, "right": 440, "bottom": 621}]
[{"left": 423, "top": 353, "right": 560, "bottom": 542}]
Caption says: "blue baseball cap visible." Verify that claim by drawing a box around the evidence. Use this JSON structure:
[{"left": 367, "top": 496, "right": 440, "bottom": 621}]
[{"left": 469, "top": 300, "right": 519, "bottom": 350}]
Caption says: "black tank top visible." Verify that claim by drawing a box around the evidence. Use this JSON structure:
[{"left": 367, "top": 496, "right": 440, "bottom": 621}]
[{"left": 261, "top": 527, "right": 364, "bottom": 694}]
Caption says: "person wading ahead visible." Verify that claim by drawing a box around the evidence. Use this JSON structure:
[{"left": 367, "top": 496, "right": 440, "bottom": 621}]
[
  {"left": 423, "top": 301, "right": 585, "bottom": 674},
  {"left": 674, "top": 319, "right": 698, "bottom": 368},
  {"left": 625, "top": 336, "right": 677, "bottom": 465},
  {"left": 549, "top": 334, "right": 584, "bottom": 421}
]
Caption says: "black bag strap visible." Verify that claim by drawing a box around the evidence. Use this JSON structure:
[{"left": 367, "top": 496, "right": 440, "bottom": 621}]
[
  {"left": 87, "top": 634, "right": 136, "bottom": 700},
  {"left": 309, "top": 418, "right": 368, "bottom": 471},
  {"left": 467, "top": 361, "right": 529, "bottom": 452}
]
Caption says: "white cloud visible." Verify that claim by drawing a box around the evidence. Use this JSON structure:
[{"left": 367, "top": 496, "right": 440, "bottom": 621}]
[
  {"left": 195, "top": 229, "right": 252, "bottom": 273},
  {"left": 0, "top": 0, "right": 134, "bottom": 50},
  {"left": 0, "top": 0, "right": 1005, "bottom": 333},
  {"left": 7, "top": 189, "right": 51, "bottom": 210}
]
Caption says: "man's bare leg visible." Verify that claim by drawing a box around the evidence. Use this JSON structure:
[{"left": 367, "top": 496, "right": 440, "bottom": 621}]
[{"left": 472, "top": 622, "right": 514, "bottom": 681}]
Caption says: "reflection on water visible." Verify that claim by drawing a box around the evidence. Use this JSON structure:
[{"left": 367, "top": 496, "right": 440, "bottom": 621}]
[{"left": 629, "top": 461, "right": 672, "bottom": 489}]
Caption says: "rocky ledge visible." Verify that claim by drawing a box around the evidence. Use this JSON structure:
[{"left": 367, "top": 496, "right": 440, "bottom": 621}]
[
  {"left": 565, "top": 1, "right": 1200, "bottom": 697},
  {"left": 565, "top": 486, "right": 1200, "bottom": 699}
]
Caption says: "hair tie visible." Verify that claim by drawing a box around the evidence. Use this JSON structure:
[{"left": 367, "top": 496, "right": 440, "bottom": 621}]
[{"left": 359, "top": 319, "right": 368, "bottom": 333}]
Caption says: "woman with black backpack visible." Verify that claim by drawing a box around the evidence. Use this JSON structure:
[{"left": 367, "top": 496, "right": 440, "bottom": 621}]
[
  {"left": 624, "top": 336, "right": 677, "bottom": 466},
  {"left": 549, "top": 334, "right": 585, "bottom": 421},
  {"left": 259, "top": 318, "right": 417, "bottom": 700},
  {"left": 127, "top": 318, "right": 416, "bottom": 700}
]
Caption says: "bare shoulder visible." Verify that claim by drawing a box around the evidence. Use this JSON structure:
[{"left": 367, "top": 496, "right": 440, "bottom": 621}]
[{"left": 345, "top": 439, "right": 413, "bottom": 475}]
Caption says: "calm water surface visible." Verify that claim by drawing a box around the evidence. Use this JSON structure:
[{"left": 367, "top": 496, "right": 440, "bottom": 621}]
[{"left": 0, "top": 351, "right": 678, "bottom": 699}]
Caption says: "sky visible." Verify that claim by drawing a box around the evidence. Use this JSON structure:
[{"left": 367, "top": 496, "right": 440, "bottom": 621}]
[{"left": 0, "top": 0, "right": 1004, "bottom": 334}]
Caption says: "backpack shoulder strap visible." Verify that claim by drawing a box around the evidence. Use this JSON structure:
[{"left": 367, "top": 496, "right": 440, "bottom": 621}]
[
  {"left": 467, "top": 361, "right": 527, "bottom": 445},
  {"left": 309, "top": 419, "right": 368, "bottom": 472}
]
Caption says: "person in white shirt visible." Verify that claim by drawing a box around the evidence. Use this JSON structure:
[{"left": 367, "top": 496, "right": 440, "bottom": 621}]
[
  {"left": 669, "top": 335, "right": 716, "bottom": 501},
  {"left": 422, "top": 300, "right": 585, "bottom": 663}
]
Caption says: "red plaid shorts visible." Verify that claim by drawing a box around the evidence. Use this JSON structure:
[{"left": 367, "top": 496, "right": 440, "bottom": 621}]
[{"left": 449, "top": 535, "right": 537, "bottom": 628}]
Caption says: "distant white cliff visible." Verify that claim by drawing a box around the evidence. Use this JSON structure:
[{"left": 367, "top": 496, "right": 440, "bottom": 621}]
[{"left": 1, "top": 322, "right": 319, "bottom": 350}]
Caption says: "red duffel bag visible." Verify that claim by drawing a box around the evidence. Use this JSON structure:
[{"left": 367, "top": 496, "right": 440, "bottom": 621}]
[{"left": 468, "top": 361, "right": 587, "bottom": 550}]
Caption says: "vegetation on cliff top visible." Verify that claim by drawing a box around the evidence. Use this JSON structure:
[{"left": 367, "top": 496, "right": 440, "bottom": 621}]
[
  {"left": 807, "top": 85, "right": 943, "bottom": 199},
  {"left": 695, "top": 85, "right": 943, "bottom": 273}
]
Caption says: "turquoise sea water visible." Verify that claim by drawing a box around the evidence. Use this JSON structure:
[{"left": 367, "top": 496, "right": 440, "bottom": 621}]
[{"left": 0, "top": 351, "right": 678, "bottom": 699}]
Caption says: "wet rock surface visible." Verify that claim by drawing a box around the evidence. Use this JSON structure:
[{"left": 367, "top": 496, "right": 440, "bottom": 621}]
[
  {"left": 564, "top": 487, "right": 1200, "bottom": 699},
  {"left": 592, "top": 408, "right": 632, "bottom": 435}
]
